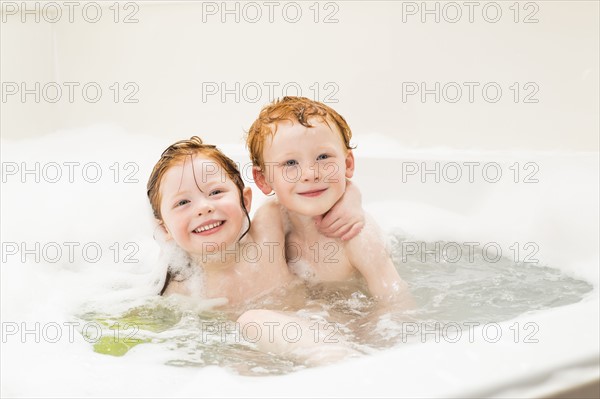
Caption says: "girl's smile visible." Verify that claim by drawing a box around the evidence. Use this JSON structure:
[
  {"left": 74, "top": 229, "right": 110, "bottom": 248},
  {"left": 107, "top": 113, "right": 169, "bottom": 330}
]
[
  {"left": 192, "top": 220, "right": 225, "bottom": 235},
  {"left": 159, "top": 155, "right": 251, "bottom": 257}
]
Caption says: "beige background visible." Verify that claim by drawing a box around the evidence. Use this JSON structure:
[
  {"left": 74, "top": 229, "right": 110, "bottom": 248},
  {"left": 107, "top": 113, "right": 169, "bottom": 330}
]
[{"left": 1, "top": 1, "right": 598, "bottom": 151}]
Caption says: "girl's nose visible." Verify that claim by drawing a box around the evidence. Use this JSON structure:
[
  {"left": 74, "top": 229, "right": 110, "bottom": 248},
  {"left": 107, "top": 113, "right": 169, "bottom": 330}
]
[{"left": 196, "top": 200, "right": 214, "bottom": 215}]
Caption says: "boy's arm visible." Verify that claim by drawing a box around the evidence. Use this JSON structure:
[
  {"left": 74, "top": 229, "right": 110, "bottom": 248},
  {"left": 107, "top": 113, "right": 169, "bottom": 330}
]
[
  {"left": 315, "top": 180, "right": 365, "bottom": 241},
  {"left": 344, "top": 215, "right": 413, "bottom": 306}
]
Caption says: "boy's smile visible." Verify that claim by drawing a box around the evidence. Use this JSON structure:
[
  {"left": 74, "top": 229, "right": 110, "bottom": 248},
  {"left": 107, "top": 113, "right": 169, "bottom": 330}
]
[
  {"left": 297, "top": 188, "right": 328, "bottom": 197},
  {"left": 256, "top": 118, "right": 354, "bottom": 217}
]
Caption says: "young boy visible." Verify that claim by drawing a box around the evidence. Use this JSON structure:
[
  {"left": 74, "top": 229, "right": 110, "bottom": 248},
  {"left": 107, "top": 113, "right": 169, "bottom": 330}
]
[{"left": 247, "top": 97, "right": 411, "bottom": 303}]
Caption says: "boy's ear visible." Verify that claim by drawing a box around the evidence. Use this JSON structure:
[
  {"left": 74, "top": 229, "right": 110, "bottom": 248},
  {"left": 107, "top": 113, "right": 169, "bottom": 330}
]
[
  {"left": 252, "top": 166, "right": 274, "bottom": 195},
  {"left": 242, "top": 186, "right": 252, "bottom": 213},
  {"left": 344, "top": 150, "right": 355, "bottom": 179}
]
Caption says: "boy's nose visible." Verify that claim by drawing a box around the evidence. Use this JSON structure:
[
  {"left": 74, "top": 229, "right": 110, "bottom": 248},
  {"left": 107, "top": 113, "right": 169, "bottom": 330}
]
[{"left": 301, "top": 163, "right": 320, "bottom": 182}]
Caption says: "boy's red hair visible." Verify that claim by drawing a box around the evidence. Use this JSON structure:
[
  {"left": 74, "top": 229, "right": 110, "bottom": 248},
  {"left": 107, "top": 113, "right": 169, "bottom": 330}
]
[{"left": 246, "top": 96, "right": 353, "bottom": 170}]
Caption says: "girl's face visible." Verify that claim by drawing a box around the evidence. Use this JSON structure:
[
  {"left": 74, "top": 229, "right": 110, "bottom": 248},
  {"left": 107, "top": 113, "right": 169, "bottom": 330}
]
[{"left": 159, "top": 155, "right": 251, "bottom": 257}]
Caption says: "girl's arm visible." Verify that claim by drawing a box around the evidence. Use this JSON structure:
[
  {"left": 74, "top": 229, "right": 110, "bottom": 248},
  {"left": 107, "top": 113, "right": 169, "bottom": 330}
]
[
  {"left": 315, "top": 180, "right": 365, "bottom": 241},
  {"left": 237, "top": 309, "right": 359, "bottom": 366},
  {"left": 251, "top": 199, "right": 295, "bottom": 285}
]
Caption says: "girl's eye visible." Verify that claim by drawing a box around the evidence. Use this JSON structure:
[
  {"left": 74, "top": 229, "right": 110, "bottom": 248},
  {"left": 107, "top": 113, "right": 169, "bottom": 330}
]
[
  {"left": 175, "top": 199, "right": 190, "bottom": 207},
  {"left": 209, "top": 189, "right": 223, "bottom": 196},
  {"left": 284, "top": 160, "right": 298, "bottom": 167},
  {"left": 317, "top": 154, "right": 329, "bottom": 161}
]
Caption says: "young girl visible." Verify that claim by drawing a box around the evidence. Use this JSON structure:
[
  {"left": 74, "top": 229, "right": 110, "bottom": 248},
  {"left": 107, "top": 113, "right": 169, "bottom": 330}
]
[
  {"left": 147, "top": 136, "right": 296, "bottom": 305},
  {"left": 146, "top": 136, "right": 360, "bottom": 362}
]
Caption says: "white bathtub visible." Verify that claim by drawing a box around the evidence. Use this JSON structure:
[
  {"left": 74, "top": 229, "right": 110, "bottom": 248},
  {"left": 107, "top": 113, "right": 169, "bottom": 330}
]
[
  {"left": 1, "top": 129, "right": 598, "bottom": 398},
  {"left": 1, "top": 1, "right": 598, "bottom": 396}
]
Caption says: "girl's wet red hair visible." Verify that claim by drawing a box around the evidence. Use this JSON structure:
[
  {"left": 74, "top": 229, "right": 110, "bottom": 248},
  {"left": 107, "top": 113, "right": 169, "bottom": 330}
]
[{"left": 147, "top": 136, "right": 251, "bottom": 240}]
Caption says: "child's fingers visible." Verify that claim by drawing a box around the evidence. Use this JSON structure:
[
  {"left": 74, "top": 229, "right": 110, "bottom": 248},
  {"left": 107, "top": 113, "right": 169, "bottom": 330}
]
[
  {"left": 341, "top": 223, "right": 364, "bottom": 241},
  {"left": 321, "top": 221, "right": 355, "bottom": 239},
  {"left": 315, "top": 213, "right": 337, "bottom": 232},
  {"left": 321, "top": 217, "right": 344, "bottom": 234},
  {"left": 319, "top": 210, "right": 338, "bottom": 227},
  {"left": 331, "top": 224, "right": 352, "bottom": 239}
]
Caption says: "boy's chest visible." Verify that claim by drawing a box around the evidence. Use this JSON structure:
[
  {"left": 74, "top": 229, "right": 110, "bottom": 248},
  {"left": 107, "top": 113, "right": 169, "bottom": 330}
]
[{"left": 285, "top": 234, "right": 356, "bottom": 283}]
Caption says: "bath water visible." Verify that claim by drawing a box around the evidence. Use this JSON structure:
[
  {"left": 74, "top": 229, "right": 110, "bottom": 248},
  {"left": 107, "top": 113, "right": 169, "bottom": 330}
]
[{"left": 77, "top": 234, "right": 593, "bottom": 376}]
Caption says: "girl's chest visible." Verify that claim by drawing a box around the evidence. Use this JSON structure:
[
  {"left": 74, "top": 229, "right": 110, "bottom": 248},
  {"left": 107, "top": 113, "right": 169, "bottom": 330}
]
[{"left": 204, "top": 262, "right": 287, "bottom": 304}]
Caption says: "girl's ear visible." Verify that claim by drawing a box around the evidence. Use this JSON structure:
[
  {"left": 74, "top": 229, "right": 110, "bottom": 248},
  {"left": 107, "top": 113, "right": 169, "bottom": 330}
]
[
  {"left": 345, "top": 150, "right": 355, "bottom": 179},
  {"left": 154, "top": 221, "right": 173, "bottom": 242},
  {"left": 242, "top": 186, "right": 252, "bottom": 213},
  {"left": 253, "top": 166, "right": 274, "bottom": 195}
]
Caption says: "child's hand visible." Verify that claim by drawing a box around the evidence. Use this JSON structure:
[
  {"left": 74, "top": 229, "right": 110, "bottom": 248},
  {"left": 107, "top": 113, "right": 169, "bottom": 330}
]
[{"left": 314, "top": 180, "right": 365, "bottom": 241}]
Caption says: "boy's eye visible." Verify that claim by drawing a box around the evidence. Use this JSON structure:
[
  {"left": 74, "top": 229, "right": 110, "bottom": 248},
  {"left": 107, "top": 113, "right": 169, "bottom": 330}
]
[
  {"left": 284, "top": 160, "right": 298, "bottom": 167},
  {"left": 316, "top": 154, "right": 329, "bottom": 161},
  {"left": 175, "top": 199, "right": 190, "bottom": 207},
  {"left": 209, "top": 189, "right": 223, "bottom": 196}
]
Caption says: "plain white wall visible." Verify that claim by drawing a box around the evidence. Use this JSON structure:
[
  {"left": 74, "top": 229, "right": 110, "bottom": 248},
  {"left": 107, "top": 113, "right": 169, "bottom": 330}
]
[{"left": 1, "top": 1, "right": 598, "bottom": 151}]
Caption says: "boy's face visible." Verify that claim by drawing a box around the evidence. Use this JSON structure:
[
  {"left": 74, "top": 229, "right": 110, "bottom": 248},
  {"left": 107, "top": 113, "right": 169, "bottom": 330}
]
[
  {"left": 159, "top": 155, "right": 251, "bottom": 256},
  {"left": 255, "top": 118, "right": 354, "bottom": 217}
]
